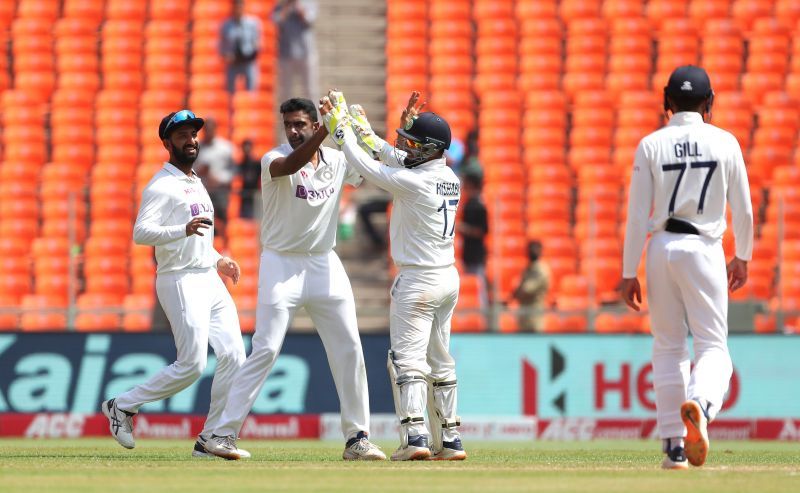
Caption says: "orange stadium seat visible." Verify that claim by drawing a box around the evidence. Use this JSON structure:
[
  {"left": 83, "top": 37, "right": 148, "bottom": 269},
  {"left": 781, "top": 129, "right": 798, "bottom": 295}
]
[
  {"left": 75, "top": 315, "right": 122, "bottom": 333},
  {"left": 84, "top": 273, "right": 129, "bottom": 298},
  {"left": 192, "top": 1, "right": 232, "bottom": 20},
  {"left": 647, "top": 0, "right": 688, "bottom": 28},
  {"left": 33, "top": 256, "right": 72, "bottom": 278},
  {"left": 0, "top": 197, "right": 39, "bottom": 220},
  {"left": 0, "top": 272, "right": 32, "bottom": 301},
  {"left": 0, "top": 256, "right": 29, "bottom": 277},
  {"left": 148, "top": 0, "right": 191, "bottom": 21},
  {"left": 776, "top": 0, "right": 800, "bottom": 28},
  {"left": 688, "top": 0, "right": 733, "bottom": 26},
  {"left": 732, "top": 0, "right": 775, "bottom": 32},
  {"left": 106, "top": 0, "right": 147, "bottom": 21},
  {"left": 0, "top": 295, "right": 20, "bottom": 330},
  {"left": 17, "top": 1, "right": 61, "bottom": 21},
  {"left": 0, "top": 237, "right": 30, "bottom": 258},
  {"left": 0, "top": 2, "right": 14, "bottom": 28},
  {"left": 19, "top": 312, "right": 67, "bottom": 331},
  {"left": 34, "top": 272, "right": 70, "bottom": 299},
  {"left": 13, "top": 52, "right": 54, "bottom": 72},
  {"left": 122, "top": 294, "right": 154, "bottom": 332}
]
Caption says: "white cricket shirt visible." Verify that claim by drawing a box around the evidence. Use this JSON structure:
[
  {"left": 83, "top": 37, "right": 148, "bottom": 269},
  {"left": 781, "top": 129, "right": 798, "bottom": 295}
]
[
  {"left": 260, "top": 144, "right": 362, "bottom": 253},
  {"left": 341, "top": 130, "right": 460, "bottom": 268},
  {"left": 623, "top": 112, "right": 754, "bottom": 277},
  {"left": 133, "top": 163, "right": 223, "bottom": 274}
]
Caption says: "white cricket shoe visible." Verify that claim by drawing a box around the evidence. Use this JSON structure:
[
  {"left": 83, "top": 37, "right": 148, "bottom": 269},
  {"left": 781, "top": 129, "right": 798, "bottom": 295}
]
[
  {"left": 203, "top": 434, "right": 251, "bottom": 460},
  {"left": 681, "top": 399, "right": 710, "bottom": 467},
  {"left": 101, "top": 398, "right": 135, "bottom": 449},
  {"left": 431, "top": 438, "right": 467, "bottom": 461},
  {"left": 342, "top": 432, "right": 386, "bottom": 461},
  {"left": 390, "top": 435, "right": 432, "bottom": 461},
  {"left": 192, "top": 436, "right": 215, "bottom": 458},
  {"left": 661, "top": 445, "right": 689, "bottom": 470}
]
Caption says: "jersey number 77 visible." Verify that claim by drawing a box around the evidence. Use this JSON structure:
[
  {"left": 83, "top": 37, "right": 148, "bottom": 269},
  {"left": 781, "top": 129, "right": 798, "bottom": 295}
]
[{"left": 661, "top": 161, "right": 717, "bottom": 215}]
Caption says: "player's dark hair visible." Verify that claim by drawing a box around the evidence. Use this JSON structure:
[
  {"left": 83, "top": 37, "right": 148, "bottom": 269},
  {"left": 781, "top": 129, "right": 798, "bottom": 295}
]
[
  {"left": 672, "top": 95, "right": 709, "bottom": 113},
  {"left": 280, "top": 98, "right": 318, "bottom": 122},
  {"left": 463, "top": 172, "right": 483, "bottom": 191},
  {"left": 528, "top": 240, "right": 543, "bottom": 262}
]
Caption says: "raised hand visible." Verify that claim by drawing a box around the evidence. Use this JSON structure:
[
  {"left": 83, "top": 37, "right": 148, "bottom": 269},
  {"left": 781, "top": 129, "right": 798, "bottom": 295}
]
[
  {"left": 400, "top": 91, "right": 426, "bottom": 130},
  {"left": 319, "top": 89, "right": 351, "bottom": 145}
]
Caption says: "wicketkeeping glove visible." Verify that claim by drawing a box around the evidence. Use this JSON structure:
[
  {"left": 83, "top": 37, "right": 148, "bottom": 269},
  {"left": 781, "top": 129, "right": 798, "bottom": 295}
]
[
  {"left": 349, "top": 104, "right": 388, "bottom": 159},
  {"left": 322, "top": 90, "right": 352, "bottom": 146}
]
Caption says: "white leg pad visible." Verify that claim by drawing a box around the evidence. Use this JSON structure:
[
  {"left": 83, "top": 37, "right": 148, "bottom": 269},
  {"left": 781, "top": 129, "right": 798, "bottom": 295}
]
[
  {"left": 387, "top": 350, "right": 427, "bottom": 447},
  {"left": 427, "top": 378, "right": 461, "bottom": 453}
]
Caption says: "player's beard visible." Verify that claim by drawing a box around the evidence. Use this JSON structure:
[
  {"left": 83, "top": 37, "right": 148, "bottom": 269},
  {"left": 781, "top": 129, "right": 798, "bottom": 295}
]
[
  {"left": 288, "top": 131, "right": 311, "bottom": 150},
  {"left": 173, "top": 143, "right": 199, "bottom": 166}
]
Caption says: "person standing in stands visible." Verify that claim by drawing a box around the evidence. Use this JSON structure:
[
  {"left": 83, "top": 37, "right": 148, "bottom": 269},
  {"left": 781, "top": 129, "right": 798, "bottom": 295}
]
[{"left": 220, "top": 0, "right": 262, "bottom": 93}]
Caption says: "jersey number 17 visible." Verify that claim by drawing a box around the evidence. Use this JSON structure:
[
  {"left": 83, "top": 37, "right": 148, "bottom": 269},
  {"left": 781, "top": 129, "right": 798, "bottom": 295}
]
[{"left": 437, "top": 199, "right": 459, "bottom": 239}]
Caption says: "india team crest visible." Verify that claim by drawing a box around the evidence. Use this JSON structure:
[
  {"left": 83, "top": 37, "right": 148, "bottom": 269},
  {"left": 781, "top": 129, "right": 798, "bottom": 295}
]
[{"left": 316, "top": 165, "right": 335, "bottom": 184}]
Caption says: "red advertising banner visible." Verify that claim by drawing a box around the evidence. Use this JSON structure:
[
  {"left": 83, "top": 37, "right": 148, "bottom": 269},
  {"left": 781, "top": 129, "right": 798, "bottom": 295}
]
[
  {"left": 535, "top": 418, "right": 800, "bottom": 441},
  {"left": 2, "top": 414, "right": 799, "bottom": 441},
  {"left": 0, "top": 413, "right": 320, "bottom": 439}
]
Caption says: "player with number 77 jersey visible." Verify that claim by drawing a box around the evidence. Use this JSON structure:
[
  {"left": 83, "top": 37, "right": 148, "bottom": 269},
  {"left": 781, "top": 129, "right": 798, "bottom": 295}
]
[
  {"left": 320, "top": 90, "right": 467, "bottom": 461},
  {"left": 621, "top": 65, "right": 753, "bottom": 470}
]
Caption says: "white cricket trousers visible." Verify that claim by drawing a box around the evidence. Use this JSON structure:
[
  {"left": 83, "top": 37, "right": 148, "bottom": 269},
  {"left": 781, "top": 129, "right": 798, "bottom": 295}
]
[
  {"left": 214, "top": 248, "right": 370, "bottom": 440},
  {"left": 646, "top": 231, "right": 733, "bottom": 439},
  {"left": 390, "top": 265, "right": 460, "bottom": 440},
  {"left": 115, "top": 268, "right": 246, "bottom": 438}
]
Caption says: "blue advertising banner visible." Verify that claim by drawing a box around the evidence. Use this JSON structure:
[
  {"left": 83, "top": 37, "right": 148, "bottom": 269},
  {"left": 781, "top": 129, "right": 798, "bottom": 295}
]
[
  {"left": 0, "top": 333, "right": 395, "bottom": 415},
  {"left": 1, "top": 333, "right": 797, "bottom": 419}
]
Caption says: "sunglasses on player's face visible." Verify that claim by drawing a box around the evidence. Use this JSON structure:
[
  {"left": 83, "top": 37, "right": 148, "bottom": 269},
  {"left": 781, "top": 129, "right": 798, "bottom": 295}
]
[
  {"left": 401, "top": 137, "right": 424, "bottom": 149},
  {"left": 164, "top": 110, "right": 198, "bottom": 136}
]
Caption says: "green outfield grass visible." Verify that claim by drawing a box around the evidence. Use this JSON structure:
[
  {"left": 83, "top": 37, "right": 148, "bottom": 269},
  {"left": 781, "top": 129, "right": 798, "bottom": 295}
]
[{"left": 1, "top": 439, "right": 798, "bottom": 493}]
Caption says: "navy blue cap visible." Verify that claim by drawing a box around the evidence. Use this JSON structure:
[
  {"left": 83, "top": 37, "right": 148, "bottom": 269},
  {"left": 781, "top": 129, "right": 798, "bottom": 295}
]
[
  {"left": 665, "top": 65, "right": 713, "bottom": 101},
  {"left": 159, "top": 110, "right": 205, "bottom": 140},
  {"left": 397, "top": 112, "right": 451, "bottom": 150}
]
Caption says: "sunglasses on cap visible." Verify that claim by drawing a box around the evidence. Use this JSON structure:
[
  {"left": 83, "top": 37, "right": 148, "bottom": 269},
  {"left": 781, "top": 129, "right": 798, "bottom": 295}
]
[
  {"left": 164, "top": 110, "right": 197, "bottom": 133},
  {"left": 160, "top": 109, "right": 205, "bottom": 139}
]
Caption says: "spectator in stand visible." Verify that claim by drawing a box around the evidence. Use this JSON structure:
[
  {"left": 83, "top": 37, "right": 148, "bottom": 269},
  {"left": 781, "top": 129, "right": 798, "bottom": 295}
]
[
  {"left": 458, "top": 129, "right": 482, "bottom": 179},
  {"left": 357, "top": 185, "right": 391, "bottom": 253},
  {"left": 273, "top": 0, "right": 319, "bottom": 104},
  {"left": 220, "top": 0, "right": 263, "bottom": 93},
  {"left": 512, "top": 240, "right": 550, "bottom": 332},
  {"left": 457, "top": 172, "right": 489, "bottom": 308},
  {"left": 238, "top": 139, "right": 261, "bottom": 220},
  {"left": 194, "top": 119, "right": 235, "bottom": 233}
]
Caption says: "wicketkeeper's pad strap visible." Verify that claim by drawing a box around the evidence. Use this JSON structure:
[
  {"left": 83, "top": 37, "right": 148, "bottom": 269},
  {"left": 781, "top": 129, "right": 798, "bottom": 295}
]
[
  {"left": 440, "top": 416, "right": 461, "bottom": 429},
  {"left": 395, "top": 375, "right": 427, "bottom": 387},
  {"left": 400, "top": 415, "right": 426, "bottom": 425}
]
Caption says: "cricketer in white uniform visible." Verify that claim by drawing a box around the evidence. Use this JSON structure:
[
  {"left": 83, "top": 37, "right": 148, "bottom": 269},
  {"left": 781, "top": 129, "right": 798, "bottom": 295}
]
[
  {"left": 204, "top": 98, "right": 385, "bottom": 461},
  {"left": 621, "top": 66, "right": 753, "bottom": 470},
  {"left": 322, "top": 91, "right": 466, "bottom": 461},
  {"left": 101, "top": 110, "right": 246, "bottom": 458}
]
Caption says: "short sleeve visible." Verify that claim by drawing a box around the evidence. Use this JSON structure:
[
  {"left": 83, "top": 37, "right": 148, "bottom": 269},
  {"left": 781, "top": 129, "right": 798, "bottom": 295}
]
[{"left": 261, "top": 149, "right": 288, "bottom": 183}]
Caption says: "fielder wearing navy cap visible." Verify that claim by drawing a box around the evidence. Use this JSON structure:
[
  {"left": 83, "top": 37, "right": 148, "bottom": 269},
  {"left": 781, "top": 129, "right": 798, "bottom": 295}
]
[
  {"left": 665, "top": 65, "right": 713, "bottom": 101},
  {"left": 159, "top": 109, "right": 205, "bottom": 140},
  {"left": 663, "top": 65, "right": 714, "bottom": 118}
]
